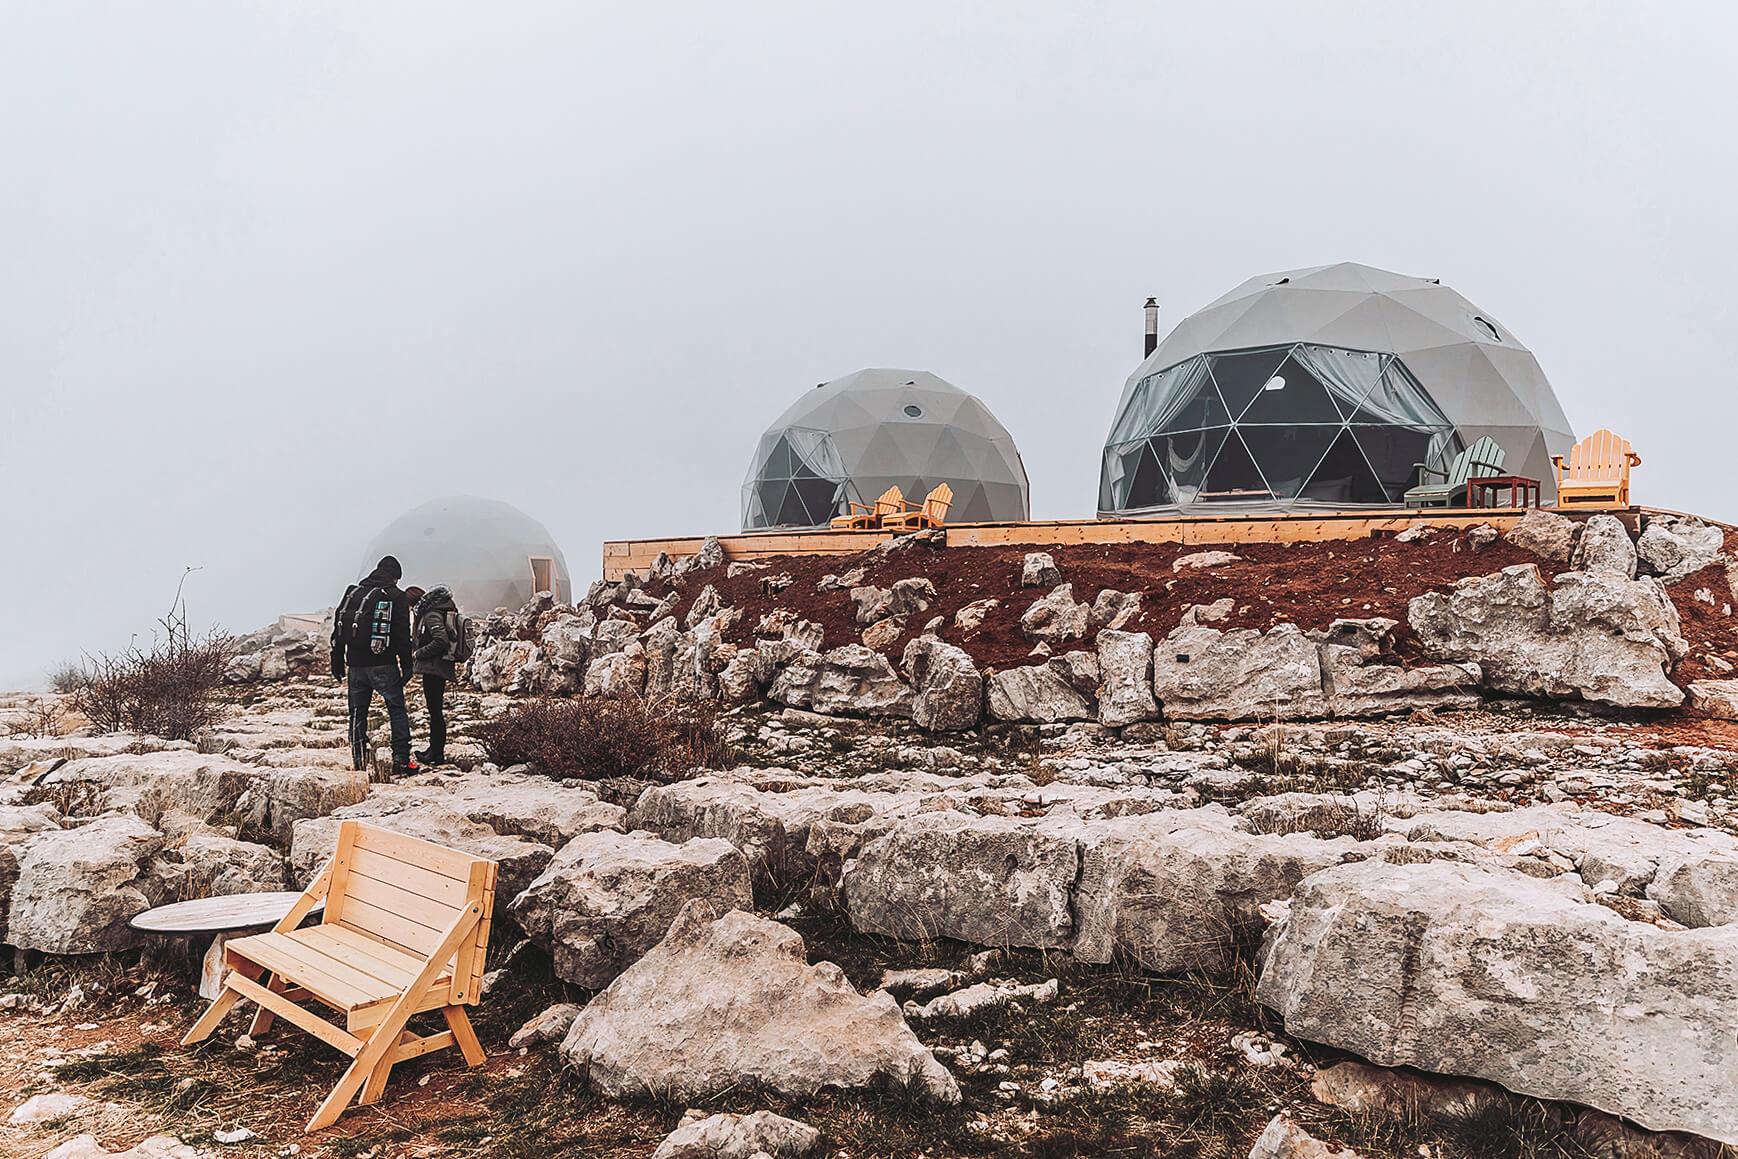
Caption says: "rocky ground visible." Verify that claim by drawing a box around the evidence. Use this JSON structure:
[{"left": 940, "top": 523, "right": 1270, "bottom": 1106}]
[{"left": 4, "top": 509, "right": 1738, "bottom": 1158}]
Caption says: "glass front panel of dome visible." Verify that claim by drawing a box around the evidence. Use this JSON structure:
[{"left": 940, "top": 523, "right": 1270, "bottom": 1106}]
[
  {"left": 1101, "top": 344, "right": 1463, "bottom": 511},
  {"left": 741, "top": 427, "right": 857, "bottom": 529}
]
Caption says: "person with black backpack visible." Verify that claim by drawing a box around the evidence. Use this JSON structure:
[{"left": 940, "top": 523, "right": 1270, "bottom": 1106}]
[
  {"left": 331, "top": 555, "right": 417, "bottom": 776},
  {"left": 407, "top": 584, "right": 465, "bottom": 766}
]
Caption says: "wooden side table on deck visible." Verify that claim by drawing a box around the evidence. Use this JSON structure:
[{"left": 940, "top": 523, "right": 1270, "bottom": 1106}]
[
  {"left": 130, "top": 892, "right": 323, "bottom": 999},
  {"left": 1467, "top": 475, "right": 1542, "bottom": 509}
]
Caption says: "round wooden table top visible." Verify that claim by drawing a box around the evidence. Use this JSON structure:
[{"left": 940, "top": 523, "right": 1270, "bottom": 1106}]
[{"left": 128, "top": 891, "right": 322, "bottom": 936}]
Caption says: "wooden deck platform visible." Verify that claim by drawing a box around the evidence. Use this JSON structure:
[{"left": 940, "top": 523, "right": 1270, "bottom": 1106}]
[{"left": 602, "top": 506, "right": 1647, "bottom": 581}]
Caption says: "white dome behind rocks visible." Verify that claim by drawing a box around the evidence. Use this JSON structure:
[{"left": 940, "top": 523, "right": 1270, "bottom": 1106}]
[{"left": 358, "top": 496, "right": 571, "bottom": 614}]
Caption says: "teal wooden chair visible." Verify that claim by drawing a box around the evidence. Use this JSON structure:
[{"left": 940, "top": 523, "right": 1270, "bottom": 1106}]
[{"left": 1403, "top": 436, "right": 1506, "bottom": 508}]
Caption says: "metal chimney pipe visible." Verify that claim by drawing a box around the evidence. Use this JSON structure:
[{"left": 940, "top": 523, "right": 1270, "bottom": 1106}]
[{"left": 1143, "top": 297, "right": 1159, "bottom": 358}]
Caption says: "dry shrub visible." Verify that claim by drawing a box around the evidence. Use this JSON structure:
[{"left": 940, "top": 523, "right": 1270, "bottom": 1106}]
[
  {"left": 477, "top": 693, "right": 731, "bottom": 781},
  {"left": 71, "top": 609, "right": 234, "bottom": 742},
  {"left": 46, "top": 661, "right": 87, "bottom": 694}
]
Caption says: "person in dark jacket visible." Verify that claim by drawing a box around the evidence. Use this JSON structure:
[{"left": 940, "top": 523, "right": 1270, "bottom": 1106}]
[
  {"left": 410, "top": 585, "right": 459, "bottom": 765},
  {"left": 332, "top": 555, "right": 416, "bottom": 776}
]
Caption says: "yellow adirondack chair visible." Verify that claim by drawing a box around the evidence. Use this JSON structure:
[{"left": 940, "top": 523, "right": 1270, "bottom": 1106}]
[
  {"left": 1553, "top": 429, "right": 1641, "bottom": 508},
  {"left": 181, "top": 821, "right": 498, "bottom": 1132},
  {"left": 883, "top": 482, "right": 955, "bottom": 531},
  {"left": 870, "top": 485, "right": 906, "bottom": 526},
  {"left": 829, "top": 497, "right": 878, "bottom": 530}
]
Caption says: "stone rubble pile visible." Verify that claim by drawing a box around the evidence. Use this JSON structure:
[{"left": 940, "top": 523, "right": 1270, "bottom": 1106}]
[
  {"left": 454, "top": 513, "right": 1726, "bottom": 729},
  {"left": 223, "top": 610, "right": 332, "bottom": 684}
]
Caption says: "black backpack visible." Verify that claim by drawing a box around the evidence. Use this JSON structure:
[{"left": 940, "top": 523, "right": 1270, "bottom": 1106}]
[{"left": 338, "top": 583, "right": 395, "bottom": 656}]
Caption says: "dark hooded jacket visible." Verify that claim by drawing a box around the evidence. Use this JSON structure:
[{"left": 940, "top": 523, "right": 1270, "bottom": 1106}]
[
  {"left": 412, "top": 586, "right": 460, "bottom": 679},
  {"left": 332, "top": 561, "right": 413, "bottom": 679}
]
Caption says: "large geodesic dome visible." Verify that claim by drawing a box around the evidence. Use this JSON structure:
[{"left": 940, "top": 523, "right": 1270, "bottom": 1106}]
[
  {"left": 359, "top": 496, "right": 571, "bottom": 613},
  {"left": 1099, "top": 263, "right": 1575, "bottom": 514},
  {"left": 743, "top": 368, "right": 1030, "bottom": 529}
]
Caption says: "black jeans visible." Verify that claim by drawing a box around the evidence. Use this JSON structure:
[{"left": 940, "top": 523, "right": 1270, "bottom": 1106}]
[
  {"left": 348, "top": 665, "right": 411, "bottom": 771},
  {"left": 421, "top": 673, "right": 447, "bottom": 760}
]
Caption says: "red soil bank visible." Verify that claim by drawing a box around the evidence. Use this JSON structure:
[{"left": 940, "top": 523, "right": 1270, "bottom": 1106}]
[{"left": 639, "top": 527, "right": 1738, "bottom": 694}]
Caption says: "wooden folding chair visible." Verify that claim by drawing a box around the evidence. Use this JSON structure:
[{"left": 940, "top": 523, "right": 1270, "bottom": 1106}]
[
  {"left": 1553, "top": 429, "right": 1641, "bottom": 508},
  {"left": 883, "top": 482, "right": 955, "bottom": 530},
  {"left": 181, "top": 821, "right": 498, "bottom": 1132}
]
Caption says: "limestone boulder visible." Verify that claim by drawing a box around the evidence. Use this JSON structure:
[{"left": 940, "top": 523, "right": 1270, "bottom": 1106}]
[
  {"left": 842, "top": 812, "right": 1081, "bottom": 949},
  {"left": 986, "top": 663, "right": 1093, "bottom": 723},
  {"left": 0, "top": 803, "right": 62, "bottom": 943},
  {"left": 509, "top": 830, "right": 752, "bottom": 988},
  {"left": 652, "top": 1111, "right": 820, "bottom": 1159},
  {"left": 0, "top": 734, "right": 192, "bottom": 780},
  {"left": 1408, "top": 564, "right": 1686, "bottom": 709},
  {"left": 585, "top": 643, "right": 647, "bottom": 698},
  {"left": 150, "top": 831, "right": 286, "bottom": 898},
  {"left": 1313, "top": 619, "right": 1480, "bottom": 718},
  {"left": 1249, "top": 1116, "right": 1367, "bottom": 1159},
  {"left": 561, "top": 901, "right": 959, "bottom": 1103},
  {"left": 238, "top": 765, "right": 369, "bottom": 837},
  {"left": 468, "top": 639, "right": 540, "bottom": 693},
  {"left": 1687, "top": 680, "right": 1738, "bottom": 720},
  {"left": 901, "top": 636, "right": 982, "bottom": 732},
  {"left": 7, "top": 814, "right": 164, "bottom": 953},
  {"left": 1073, "top": 816, "right": 1347, "bottom": 974},
  {"left": 1256, "top": 860, "right": 1738, "bottom": 1144},
  {"left": 540, "top": 613, "right": 596, "bottom": 693},
  {"left": 42, "top": 751, "right": 268, "bottom": 826},
  {"left": 640, "top": 616, "right": 683, "bottom": 700},
  {"left": 1173, "top": 549, "right": 1242, "bottom": 572},
  {"left": 1096, "top": 630, "right": 1159, "bottom": 727},
  {"left": 1153, "top": 622, "right": 1328, "bottom": 721},
  {"left": 1020, "top": 584, "right": 1090, "bottom": 645},
  {"left": 290, "top": 800, "right": 553, "bottom": 899},
  {"left": 1505, "top": 508, "right": 1579, "bottom": 562},
  {"left": 389, "top": 769, "right": 626, "bottom": 847},
  {"left": 1021, "top": 552, "right": 1062, "bottom": 587},
  {"left": 1571, "top": 514, "right": 1638, "bottom": 579},
  {"left": 771, "top": 645, "right": 913, "bottom": 718},
  {"left": 1638, "top": 514, "right": 1726, "bottom": 580},
  {"left": 1090, "top": 588, "right": 1142, "bottom": 630},
  {"left": 715, "top": 646, "right": 762, "bottom": 704},
  {"left": 1647, "top": 851, "right": 1738, "bottom": 928},
  {"left": 508, "top": 1002, "right": 584, "bottom": 1049},
  {"left": 630, "top": 774, "right": 922, "bottom": 884},
  {"left": 953, "top": 598, "right": 999, "bottom": 633}
]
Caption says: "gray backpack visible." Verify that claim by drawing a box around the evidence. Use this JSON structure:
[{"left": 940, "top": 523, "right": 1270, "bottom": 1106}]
[{"left": 444, "top": 610, "right": 475, "bottom": 663}]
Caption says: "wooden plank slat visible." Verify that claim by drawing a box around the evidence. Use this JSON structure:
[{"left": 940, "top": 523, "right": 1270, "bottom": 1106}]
[
  {"left": 343, "top": 872, "right": 463, "bottom": 933},
  {"left": 345, "top": 982, "right": 456, "bottom": 1030},
  {"left": 338, "top": 898, "right": 451, "bottom": 960},
  {"left": 304, "top": 925, "right": 431, "bottom": 978},
  {"left": 293, "top": 927, "right": 424, "bottom": 990},
  {"left": 605, "top": 507, "right": 1644, "bottom": 578},
  {"left": 453, "top": 859, "right": 493, "bottom": 1004},
  {"left": 391, "top": 1030, "right": 456, "bottom": 1063},
  {"left": 228, "top": 933, "right": 391, "bottom": 1010},
  {"left": 351, "top": 826, "right": 479, "bottom": 883},
  {"left": 348, "top": 848, "right": 471, "bottom": 906},
  {"left": 224, "top": 972, "right": 363, "bottom": 1056}
]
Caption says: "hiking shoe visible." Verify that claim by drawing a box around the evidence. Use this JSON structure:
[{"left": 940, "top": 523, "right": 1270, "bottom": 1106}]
[
  {"left": 415, "top": 749, "right": 442, "bottom": 766},
  {"left": 394, "top": 760, "right": 421, "bottom": 777}
]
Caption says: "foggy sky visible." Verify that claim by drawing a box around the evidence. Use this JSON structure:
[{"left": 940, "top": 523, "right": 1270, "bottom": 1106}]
[{"left": 4, "top": 2, "right": 1736, "bottom": 688}]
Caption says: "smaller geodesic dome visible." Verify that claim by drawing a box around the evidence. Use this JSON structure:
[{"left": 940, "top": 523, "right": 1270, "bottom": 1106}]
[
  {"left": 743, "top": 369, "right": 1030, "bottom": 529},
  {"left": 359, "top": 496, "right": 571, "bottom": 613}
]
